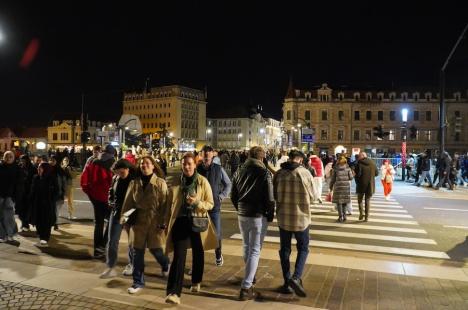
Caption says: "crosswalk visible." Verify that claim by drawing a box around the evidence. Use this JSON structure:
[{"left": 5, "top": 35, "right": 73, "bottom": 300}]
[{"left": 229, "top": 193, "right": 450, "bottom": 260}]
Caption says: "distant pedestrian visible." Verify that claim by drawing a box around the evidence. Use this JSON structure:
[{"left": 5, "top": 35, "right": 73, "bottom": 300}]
[
  {"left": 231, "top": 146, "right": 275, "bottom": 301},
  {"left": 0, "top": 151, "right": 22, "bottom": 242},
  {"left": 435, "top": 151, "right": 453, "bottom": 190},
  {"left": 273, "top": 150, "right": 314, "bottom": 297},
  {"left": 354, "top": 152, "right": 378, "bottom": 222},
  {"left": 229, "top": 151, "right": 240, "bottom": 176},
  {"left": 60, "top": 156, "right": 76, "bottom": 220},
  {"left": 309, "top": 152, "right": 324, "bottom": 203},
  {"left": 124, "top": 150, "right": 136, "bottom": 166},
  {"left": 380, "top": 159, "right": 395, "bottom": 200},
  {"left": 329, "top": 157, "right": 353, "bottom": 222},
  {"left": 84, "top": 145, "right": 101, "bottom": 169},
  {"left": 17, "top": 155, "right": 37, "bottom": 232},
  {"left": 416, "top": 152, "right": 432, "bottom": 187}
]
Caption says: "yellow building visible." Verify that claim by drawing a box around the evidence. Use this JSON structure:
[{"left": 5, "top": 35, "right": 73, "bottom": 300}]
[
  {"left": 47, "top": 118, "right": 103, "bottom": 150},
  {"left": 283, "top": 82, "right": 468, "bottom": 155},
  {"left": 122, "top": 85, "right": 207, "bottom": 150}
]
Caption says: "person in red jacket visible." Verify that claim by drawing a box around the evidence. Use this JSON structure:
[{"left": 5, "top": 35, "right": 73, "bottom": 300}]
[
  {"left": 124, "top": 150, "right": 137, "bottom": 166},
  {"left": 309, "top": 152, "right": 324, "bottom": 204},
  {"left": 81, "top": 144, "right": 116, "bottom": 258}
]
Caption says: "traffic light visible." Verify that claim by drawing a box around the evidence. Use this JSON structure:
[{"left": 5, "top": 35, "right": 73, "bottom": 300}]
[
  {"left": 80, "top": 131, "right": 91, "bottom": 143},
  {"left": 409, "top": 125, "right": 417, "bottom": 140},
  {"left": 373, "top": 125, "right": 389, "bottom": 140}
]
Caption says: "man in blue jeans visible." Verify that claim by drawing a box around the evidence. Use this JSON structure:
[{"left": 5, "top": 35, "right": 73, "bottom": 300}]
[
  {"left": 231, "top": 146, "right": 275, "bottom": 301},
  {"left": 197, "top": 145, "right": 232, "bottom": 266},
  {"left": 273, "top": 150, "right": 315, "bottom": 297}
]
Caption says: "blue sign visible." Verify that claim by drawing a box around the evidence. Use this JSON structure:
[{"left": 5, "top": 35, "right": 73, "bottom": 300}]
[{"left": 302, "top": 134, "right": 314, "bottom": 143}]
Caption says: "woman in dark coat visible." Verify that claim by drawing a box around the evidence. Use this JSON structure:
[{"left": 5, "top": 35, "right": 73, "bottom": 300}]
[
  {"left": 30, "top": 162, "right": 59, "bottom": 247},
  {"left": 329, "top": 157, "right": 353, "bottom": 222},
  {"left": 17, "top": 155, "right": 37, "bottom": 231}
]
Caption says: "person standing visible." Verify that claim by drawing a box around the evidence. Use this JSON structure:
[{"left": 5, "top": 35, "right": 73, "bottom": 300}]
[
  {"left": 30, "top": 163, "right": 59, "bottom": 247},
  {"left": 60, "top": 156, "right": 76, "bottom": 220},
  {"left": 164, "top": 152, "right": 217, "bottom": 305},
  {"left": 17, "top": 155, "right": 37, "bottom": 232},
  {"left": 231, "top": 146, "right": 275, "bottom": 301},
  {"left": 197, "top": 145, "right": 232, "bottom": 266},
  {"left": 84, "top": 145, "right": 102, "bottom": 169},
  {"left": 81, "top": 144, "right": 115, "bottom": 258},
  {"left": 229, "top": 151, "right": 240, "bottom": 176},
  {"left": 120, "top": 156, "right": 170, "bottom": 293},
  {"left": 273, "top": 150, "right": 314, "bottom": 297},
  {"left": 380, "top": 159, "right": 395, "bottom": 200},
  {"left": 405, "top": 155, "right": 415, "bottom": 182},
  {"left": 329, "top": 157, "right": 354, "bottom": 222},
  {"left": 49, "top": 155, "right": 65, "bottom": 230},
  {"left": 99, "top": 159, "right": 136, "bottom": 279},
  {"left": 0, "top": 151, "right": 22, "bottom": 242},
  {"left": 354, "top": 152, "right": 378, "bottom": 222},
  {"left": 309, "top": 151, "right": 324, "bottom": 203}
]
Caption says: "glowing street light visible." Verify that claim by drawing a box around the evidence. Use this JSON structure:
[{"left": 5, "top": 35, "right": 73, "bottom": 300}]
[
  {"left": 0, "top": 28, "right": 4, "bottom": 44},
  {"left": 401, "top": 108, "right": 408, "bottom": 122}
]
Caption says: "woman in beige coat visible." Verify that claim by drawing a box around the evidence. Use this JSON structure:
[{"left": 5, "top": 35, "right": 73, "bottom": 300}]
[
  {"left": 164, "top": 152, "right": 217, "bottom": 305},
  {"left": 120, "top": 156, "right": 170, "bottom": 294}
]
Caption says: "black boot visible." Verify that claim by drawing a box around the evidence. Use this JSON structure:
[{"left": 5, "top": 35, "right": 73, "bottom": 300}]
[
  {"left": 239, "top": 286, "right": 257, "bottom": 301},
  {"left": 358, "top": 204, "right": 364, "bottom": 220}
]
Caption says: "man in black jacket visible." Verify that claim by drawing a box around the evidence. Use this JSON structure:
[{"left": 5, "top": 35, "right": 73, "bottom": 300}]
[
  {"left": 197, "top": 145, "right": 232, "bottom": 267},
  {"left": 231, "top": 146, "right": 275, "bottom": 301},
  {"left": 416, "top": 152, "right": 433, "bottom": 187}
]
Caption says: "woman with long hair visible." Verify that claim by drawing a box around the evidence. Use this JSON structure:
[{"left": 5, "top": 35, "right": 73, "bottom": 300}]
[
  {"left": 380, "top": 159, "right": 395, "bottom": 200},
  {"left": 120, "top": 155, "right": 170, "bottom": 294}
]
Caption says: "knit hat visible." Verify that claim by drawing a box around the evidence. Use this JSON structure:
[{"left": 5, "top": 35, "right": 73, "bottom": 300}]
[{"left": 104, "top": 144, "right": 115, "bottom": 154}]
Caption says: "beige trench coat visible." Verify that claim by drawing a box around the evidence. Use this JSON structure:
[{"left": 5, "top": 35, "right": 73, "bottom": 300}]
[
  {"left": 120, "top": 174, "right": 168, "bottom": 250},
  {"left": 164, "top": 174, "right": 217, "bottom": 254}
]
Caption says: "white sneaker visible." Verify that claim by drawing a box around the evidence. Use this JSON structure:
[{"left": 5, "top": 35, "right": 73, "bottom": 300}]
[
  {"left": 100, "top": 268, "right": 118, "bottom": 279},
  {"left": 165, "top": 294, "right": 180, "bottom": 304},
  {"left": 190, "top": 283, "right": 201, "bottom": 293},
  {"left": 68, "top": 215, "right": 78, "bottom": 220},
  {"left": 161, "top": 264, "right": 170, "bottom": 278},
  {"left": 122, "top": 264, "right": 133, "bottom": 276},
  {"left": 35, "top": 240, "right": 48, "bottom": 247},
  {"left": 21, "top": 227, "right": 30, "bottom": 232},
  {"left": 127, "top": 286, "right": 142, "bottom": 294}
]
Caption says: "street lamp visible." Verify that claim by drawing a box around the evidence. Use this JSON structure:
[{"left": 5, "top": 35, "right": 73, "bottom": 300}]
[
  {"left": 238, "top": 133, "right": 243, "bottom": 149},
  {"left": 0, "top": 29, "right": 4, "bottom": 44},
  {"left": 401, "top": 108, "right": 408, "bottom": 181}
]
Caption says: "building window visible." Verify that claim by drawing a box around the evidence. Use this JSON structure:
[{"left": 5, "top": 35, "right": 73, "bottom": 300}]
[
  {"left": 455, "top": 132, "right": 460, "bottom": 141},
  {"left": 378, "top": 93, "right": 383, "bottom": 101},
  {"left": 389, "top": 129, "right": 395, "bottom": 141},
  {"left": 414, "top": 111, "right": 419, "bottom": 121},
  {"left": 353, "top": 130, "right": 360, "bottom": 141},
  {"left": 321, "top": 110, "right": 328, "bottom": 121},
  {"left": 354, "top": 94, "right": 359, "bottom": 101},
  {"left": 338, "top": 130, "right": 344, "bottom": 141},
  {"left": 390, "top": 111, "right": 396, "bottom": 121},
  {"left": 426, "top": 111, "right": 432, "bottom": 121},
  {"left": 338, "top": 111, "right": 344, "bottom": 121},
  {"left": 366, "top": 93, "right": 372, "bottom": 101},
  {"left": 455, "top": 111, "right": 461, "bottom": 118},
  {"left": 378, "top": 111, "right": 383, "bottom": 121},
  {"left": 53, "top": 133, "right": 58, "bottom": 141},
  {"left": 321, "top": 129, "right": 328, "bottom": 140},
  {"left": 365, "top": 130, "right": 372, "bottom": 140},
  {"left": 286, "top": 111, "right": 291, "bottom": 120},
  {"left": 426, "top": 130, "right": 432, "bottom": 141},
  {"left": 60, "top": 133, "right": 68, "bottom": 140},
  {"left": 354, "top": 111, "right": 360, "bottom": 121},
  {"left": 366, "top": 111, "right": 372, "bottom": 121},
  {"left": 305, "top": 110, "right": 311, "bottom": 120}
]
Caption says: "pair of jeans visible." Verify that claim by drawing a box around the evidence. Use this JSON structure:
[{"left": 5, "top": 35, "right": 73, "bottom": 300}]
[
  {"left": 209, "top": 210, "right": 222, "bottom": 258},
  {"left": 167, "top": 217, "right": 204, "bottom": 297},
  {"left": 238, "top": 215, "right": 268, "bottom": 289},
  {"left": 0, "top": 197, "right": 18, "bottom": 238},
  {"left": 90, "top": 198, "right": 111, "bottom": 253},
  {"left": 279, "top": 227, "right": 309, "bottom": 284},
  {"left": 133, "top": 247, "right": 169, "bottom": 287},
  {"left": 417, "top": 171, "right": 433, "bottom": 186},
  {"left": 106, "top": 211, "right": 133, "bottom": 268},
  {"left": 336, "top": 203, "right": 347, "bottom": 218}
]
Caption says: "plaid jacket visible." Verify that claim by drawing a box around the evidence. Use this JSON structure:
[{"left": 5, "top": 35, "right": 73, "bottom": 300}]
[{"left": 273, "top": 163, "right": 315, "bottom": 232}]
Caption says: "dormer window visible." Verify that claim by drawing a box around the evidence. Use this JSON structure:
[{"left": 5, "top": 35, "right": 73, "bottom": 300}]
[
  {"left": 454, "top": 92, "right": 461, "bottom": 101},
  {"left": 389, "top": 92, "right": 396, "bottom": 101},
  {"left": 353, "top": 92, "right": 360, "bottom": 101},
  {"left": 305, "top": 92, "right": 312, "bottom": 100},
  {"left": 413, "top": 92, "right": 420, "bottom": 101},
  {"left": 366, "top": 92, "right": 372, "bottom": 101},
  {"left": 401, "top": 92, "right": 408, "bottom": 101},
  {"left": 425, "top": 92, "right": 432, "bottom": 101},
  {"left": 338, "top": 92, "right": 344, "bottom": 101},
  {"left": 377, "top": 92, "right": 384, "bottom": 101},
  {"left": 295, "top": 90, "right": 300, "bottom": 97}
]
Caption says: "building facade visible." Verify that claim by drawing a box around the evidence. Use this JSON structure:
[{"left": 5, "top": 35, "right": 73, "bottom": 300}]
[
  {"left": 122, "top": 85, "right": 207, "bottom": 150},
  {"left": 47, "top": 118, "right": 103, "bottom": 150},
  {"left": 206, "top": 114, "right": 282, "bottom": 150},
  {"left": 283, "top": 82, "right": 468, "bottom": 155}
]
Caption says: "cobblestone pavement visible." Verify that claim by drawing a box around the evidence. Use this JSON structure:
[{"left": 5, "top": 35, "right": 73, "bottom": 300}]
[{"left": 0, "top": 280, "right": 149, "bottom": 310}]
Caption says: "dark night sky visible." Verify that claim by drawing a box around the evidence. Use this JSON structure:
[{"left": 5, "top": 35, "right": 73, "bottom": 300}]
[{"left": 0, "top": 1, "right": 467, "bottom": 126}]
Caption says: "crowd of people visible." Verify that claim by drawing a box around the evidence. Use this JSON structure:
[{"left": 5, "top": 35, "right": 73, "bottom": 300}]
[{"left": 0, "top": 143, "right": 467, "bottom": 305}]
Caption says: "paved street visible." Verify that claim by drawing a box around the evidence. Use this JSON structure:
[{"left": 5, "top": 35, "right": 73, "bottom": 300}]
[{"left": 2, "top": 165, "right": 467, "bottom": 309}]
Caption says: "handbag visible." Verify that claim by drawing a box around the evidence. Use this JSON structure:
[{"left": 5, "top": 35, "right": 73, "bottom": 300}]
[
  {"left": 325, "top": 192, "right": 333, "bottom": 202},
  {"left": 191, "top": 213, "right": 209, "bottom": 233}
]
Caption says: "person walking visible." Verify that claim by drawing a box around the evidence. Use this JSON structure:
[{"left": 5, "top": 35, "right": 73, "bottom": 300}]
[
  {"left": 81, "top": 144, "right": 116, "bottom": 258},
  {"left": 120, "top": 156, "right": 171, "bottom": 294},
  {"left": 229, "top": 151, "right": 240, "bottom": 176},
  {"left": 49, "top": 155, "right": 65, "bottom": 230},
  {"left": 416, "top": 152, "right": 433, "bottom": 187},
  {"left": 435, "top": 151, "right": 453, "bottom": 190},
  {"left": 0, "top": 151, "right": 22, "bottom": 242},
  {"left": 309, "top": 151, "right": 324, "bottom": 203},
  {"left": 329, "top": 157, "right": 354, "bottom": 222},
  {"left": 273, "top": 150, "right": 315, "bottom": 297},
  {"left": 231, "top": 146, "right": 275, "bottom": 301},
  {"left": 30, "top": 163, "right": 59, "bottom": 247},
  {"left": 380, "top": 159, "right": 395, "bottom": 200},
  {"left": 164, "top": 152, "right": 217, "bottom": 305},
  {"left": 17, "top": 154, "right": 37, "bottom": 232},
  {"left": 197, "top": 145, "right": 232, "bottom": 266},
  {"left": 354, "top": 152, "right": 378, "bottom": 222},
  {"left": 99, "top": 159, "right": 136, "bottom": 279}
]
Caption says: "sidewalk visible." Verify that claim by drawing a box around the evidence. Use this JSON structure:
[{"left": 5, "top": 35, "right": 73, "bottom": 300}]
[{"left": 1, "top": 223, "right": 468, "bottom": 309}]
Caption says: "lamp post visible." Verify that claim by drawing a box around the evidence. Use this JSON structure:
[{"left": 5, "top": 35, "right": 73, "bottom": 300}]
[
  {"left": 439, "top": 22, "right": 468, "bottom": 153},
  {"left": 401, "top": 108, "right": 408, "bottom": 181},
  {"left": 238, "top": 133, "right": 243, "bottom": 149}
]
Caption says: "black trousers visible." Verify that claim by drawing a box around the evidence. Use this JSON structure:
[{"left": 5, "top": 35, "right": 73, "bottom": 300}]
[
  {"left": 166, "top": 217, "right": 204, "bottom": 297},
  {"left": 357, "top": 192, "right": 371, "bottom": 216},
  {"left": 36, "top": 221, "right": 51, "bottom": 241},
  {"left": 90, "top": 198, "right": 110, "bottom": 252}
]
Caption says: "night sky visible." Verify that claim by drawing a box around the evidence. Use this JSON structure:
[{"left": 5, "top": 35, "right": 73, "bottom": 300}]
[{"left": 0, "top": 2, "right": 467, "bottom": 127}]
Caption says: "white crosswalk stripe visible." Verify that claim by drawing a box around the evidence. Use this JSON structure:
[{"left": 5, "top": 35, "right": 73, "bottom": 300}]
[{"left": 229, "top": 194, "right": 448, "bottom": 259}]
